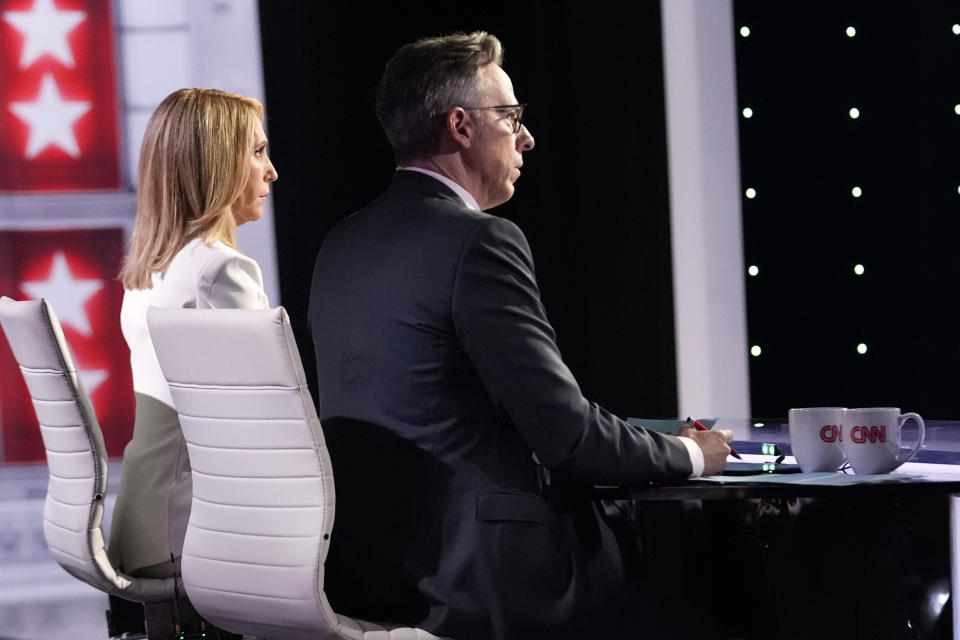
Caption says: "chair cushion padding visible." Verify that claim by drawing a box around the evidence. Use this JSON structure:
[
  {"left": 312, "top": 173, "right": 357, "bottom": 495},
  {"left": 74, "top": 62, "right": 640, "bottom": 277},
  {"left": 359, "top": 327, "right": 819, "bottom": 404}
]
[
  {"left": 147, "top": 307, "right": 443, "bottom": 640},
  {"left": 0, "top": 297, "right": 177, "bottom": 603}
]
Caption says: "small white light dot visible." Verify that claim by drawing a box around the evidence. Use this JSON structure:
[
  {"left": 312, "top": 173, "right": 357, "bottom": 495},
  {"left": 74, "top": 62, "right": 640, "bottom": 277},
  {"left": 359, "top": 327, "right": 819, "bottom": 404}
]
[
  {"left": 957, "top": 185, "right": 960, "bottom": 195},
  {"left": 853, "top": 264, "right": 865, "bottom": 275},
  {"left": 753, "top": 422, "right": 765, "bottom": 428},
  {"left": 849, "top": 107, "right": 860, "bottom": 119},
  {"left": 846, "top": 26, "right": 857, "bottom": 37},
  {"left": 953, "top": 24, "right": 960, "bottom": 35},
  {"left": 740, "top": 26, "right": 751, "bottom": 37},
  {"left": 851, "top": 186, "right": 862, "bottom": 198},
  {"left": 747, "top": 265, "right": 759, "bottom": 276},
  {"left": 745, "top": 187, "right": 757, "bottom": 199},
  {"left": 954, "top": 104, "right": 960, "bottom": 115},
  {"left": 742, "top": 107, "right": 754, "bottom": 118},
  {"left": 750, "top": 345, "right": 762, "bottom": 357},
  {"left": 857, "top": 343, "right": 868, "bottom": 355}
]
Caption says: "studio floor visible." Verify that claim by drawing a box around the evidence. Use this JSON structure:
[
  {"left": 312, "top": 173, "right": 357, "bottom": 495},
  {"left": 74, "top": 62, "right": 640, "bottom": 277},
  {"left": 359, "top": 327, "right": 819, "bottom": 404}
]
[{"left": 0, "top": 463, "right": 118, "bottom": 640}]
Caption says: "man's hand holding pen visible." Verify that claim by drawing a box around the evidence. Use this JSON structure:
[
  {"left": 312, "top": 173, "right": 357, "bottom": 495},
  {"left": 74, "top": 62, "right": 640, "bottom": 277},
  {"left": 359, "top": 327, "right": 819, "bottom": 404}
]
[{"left": 679, "top": 417, "right": 736, "bottom": 476}]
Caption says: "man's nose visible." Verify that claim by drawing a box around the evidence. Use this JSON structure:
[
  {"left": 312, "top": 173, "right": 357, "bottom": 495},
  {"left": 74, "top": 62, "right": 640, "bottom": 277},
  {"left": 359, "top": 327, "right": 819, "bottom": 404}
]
[{"left": 517, "top": 124, "right": 534, "bottom": 152}]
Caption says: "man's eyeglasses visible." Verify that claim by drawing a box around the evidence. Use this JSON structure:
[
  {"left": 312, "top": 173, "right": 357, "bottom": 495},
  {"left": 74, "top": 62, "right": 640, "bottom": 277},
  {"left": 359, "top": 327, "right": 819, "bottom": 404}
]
[{"left": 463, "top": 103, "right": 526, "bottom": 134}]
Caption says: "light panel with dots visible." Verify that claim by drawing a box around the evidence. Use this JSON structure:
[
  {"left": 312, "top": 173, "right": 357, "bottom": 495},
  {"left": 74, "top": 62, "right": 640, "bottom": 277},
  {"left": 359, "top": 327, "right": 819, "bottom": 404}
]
[{"left": 734, "top": 3, "right": 959, "bottom": 417}]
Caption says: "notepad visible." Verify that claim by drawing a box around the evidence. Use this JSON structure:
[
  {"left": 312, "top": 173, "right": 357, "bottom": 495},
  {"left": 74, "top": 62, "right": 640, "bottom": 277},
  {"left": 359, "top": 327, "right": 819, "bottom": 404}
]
[{"left": 626, "top": 417, "right": 718, "bottom": 434}]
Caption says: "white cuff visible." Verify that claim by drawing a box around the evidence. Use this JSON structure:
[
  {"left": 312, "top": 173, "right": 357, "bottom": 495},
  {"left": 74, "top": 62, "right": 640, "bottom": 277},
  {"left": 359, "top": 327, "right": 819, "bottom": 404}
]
[{"left": 678, "top": 436, "right": 704, "bottom": 478}]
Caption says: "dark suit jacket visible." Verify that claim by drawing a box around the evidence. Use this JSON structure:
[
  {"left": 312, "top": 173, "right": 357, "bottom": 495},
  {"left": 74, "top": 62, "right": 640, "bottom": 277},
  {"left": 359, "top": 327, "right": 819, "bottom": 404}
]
[{"left": 308, "top": 170, "right": 693, "bottom": 639}]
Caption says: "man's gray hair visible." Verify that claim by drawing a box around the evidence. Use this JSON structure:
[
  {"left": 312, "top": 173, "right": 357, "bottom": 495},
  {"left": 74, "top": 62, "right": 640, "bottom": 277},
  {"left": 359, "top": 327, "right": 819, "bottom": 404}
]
[{"left": 376, "top": 31, "right": 503, "bottom": 163}]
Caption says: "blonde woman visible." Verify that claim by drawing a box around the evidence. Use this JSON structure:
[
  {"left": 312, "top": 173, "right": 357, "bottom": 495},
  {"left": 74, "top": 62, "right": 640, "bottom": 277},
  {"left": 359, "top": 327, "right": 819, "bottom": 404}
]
[{"left": 109, "top": 88, "right": 278, "bottom": 579}]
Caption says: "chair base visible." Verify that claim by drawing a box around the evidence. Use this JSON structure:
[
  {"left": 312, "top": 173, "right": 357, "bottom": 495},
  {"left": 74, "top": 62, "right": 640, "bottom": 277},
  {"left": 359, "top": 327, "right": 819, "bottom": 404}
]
[
  {"left": 106, "top": 595, "right": 145, "bottom": 638},
  {"left": 106, "top": 595, "right": 244, "bottom": 639}
]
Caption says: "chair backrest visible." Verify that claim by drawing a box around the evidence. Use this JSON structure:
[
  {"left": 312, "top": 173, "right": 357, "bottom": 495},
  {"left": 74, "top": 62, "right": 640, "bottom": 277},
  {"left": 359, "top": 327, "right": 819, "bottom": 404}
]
[
  {"left": 0, "top": 297, "right": 177, "bottom": 603},
  {"left": 147, "top": 306, "right": 441, "bottom": 640}
]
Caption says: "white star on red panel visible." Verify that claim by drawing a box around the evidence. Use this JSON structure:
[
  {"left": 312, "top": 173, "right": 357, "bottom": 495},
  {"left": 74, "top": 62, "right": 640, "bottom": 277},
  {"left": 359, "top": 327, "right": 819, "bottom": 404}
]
[
  {"left": 78, "top": 367, "right": 107, "bottom": 397},
  {"left": 20, "top": 251, "right": 102, "bottom": 336},
  {"left": 8, "top": 73, "right": 91, "bottom": 158},
  {"left": 2, "top": 0, "right": 86, "bottom": 68}
]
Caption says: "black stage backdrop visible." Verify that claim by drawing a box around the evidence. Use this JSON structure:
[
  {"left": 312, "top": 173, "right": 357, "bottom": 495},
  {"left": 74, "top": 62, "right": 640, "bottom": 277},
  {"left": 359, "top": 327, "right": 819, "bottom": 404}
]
[{"left": 258, "top": 1, "right": 678, "bottom": 419}]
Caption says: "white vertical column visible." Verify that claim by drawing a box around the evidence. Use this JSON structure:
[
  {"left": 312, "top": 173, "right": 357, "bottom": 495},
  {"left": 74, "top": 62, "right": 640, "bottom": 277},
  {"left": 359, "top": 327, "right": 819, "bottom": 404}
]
[
  {"left": 661, "top": 0, "right": 750, "bottom": 419},
  {"left": 117, "top": 0, "right": 192, "bottom": 188},
  {"left": 951, "top": 494, "right": 960, "bottom": 637}
]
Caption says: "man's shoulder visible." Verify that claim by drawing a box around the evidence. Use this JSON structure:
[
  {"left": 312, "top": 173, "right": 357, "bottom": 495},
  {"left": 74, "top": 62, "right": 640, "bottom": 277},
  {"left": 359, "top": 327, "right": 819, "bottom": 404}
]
[{"left": 333, "top": 184, "right": 491, "bottom": 238}]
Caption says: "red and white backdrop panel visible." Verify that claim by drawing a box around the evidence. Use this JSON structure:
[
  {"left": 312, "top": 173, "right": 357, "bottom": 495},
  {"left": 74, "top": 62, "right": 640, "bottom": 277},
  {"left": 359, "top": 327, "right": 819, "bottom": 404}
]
[
  {"left": 0, "top": 229, "right": 133, "bottom": 462},
  {"left": 0, "top": 229, "right": 134, "bottom": 462},
  {"left": 0, "top": 0, "right": 121, "bottom": 191},
  {"left": 0, "top": 0, "right": 130, "bottom": 462}
]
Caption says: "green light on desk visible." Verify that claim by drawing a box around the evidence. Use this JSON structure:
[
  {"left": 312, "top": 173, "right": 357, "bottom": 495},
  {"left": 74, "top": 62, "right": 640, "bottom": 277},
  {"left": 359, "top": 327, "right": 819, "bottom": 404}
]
[
  {"left": 762, "top": 443, "right": 777, "bottom": 455},
  {"left": 762, "top": 462, "right": 776, "bottom": 472}
]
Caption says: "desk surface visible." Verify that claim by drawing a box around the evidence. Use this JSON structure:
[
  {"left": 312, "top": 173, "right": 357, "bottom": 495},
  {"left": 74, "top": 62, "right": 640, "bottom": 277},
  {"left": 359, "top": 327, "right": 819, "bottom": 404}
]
[
  {"left": 597, "top": 459, "right": 960, "bottom": 501},
  {"left": 622, "top": 418, "right": 960, "bottom": 638},
  {"left": 628, "top": 416, "right": 960, "bottom": 463}
]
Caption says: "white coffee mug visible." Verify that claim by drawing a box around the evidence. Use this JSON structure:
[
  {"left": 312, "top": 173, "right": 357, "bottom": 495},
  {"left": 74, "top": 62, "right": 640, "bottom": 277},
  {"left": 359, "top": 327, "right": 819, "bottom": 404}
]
[
  {"left": 842, "top": 407, "right": 925, "bottom": 474},
  {"left": 788, "top": 407, "right": 846, "bottom": 472}
]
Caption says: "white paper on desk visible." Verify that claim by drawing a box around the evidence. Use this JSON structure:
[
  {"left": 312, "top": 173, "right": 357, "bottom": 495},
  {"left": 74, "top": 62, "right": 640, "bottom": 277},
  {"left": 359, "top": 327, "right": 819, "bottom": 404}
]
[{"left": 699, "top": 472, "right": 920, "bottom": 485}]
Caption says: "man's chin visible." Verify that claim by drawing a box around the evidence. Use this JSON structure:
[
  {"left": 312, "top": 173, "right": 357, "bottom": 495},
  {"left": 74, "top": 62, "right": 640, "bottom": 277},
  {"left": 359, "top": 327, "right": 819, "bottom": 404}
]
[{"left": 484, "top": 197, "right": 511, "bottom": 212}]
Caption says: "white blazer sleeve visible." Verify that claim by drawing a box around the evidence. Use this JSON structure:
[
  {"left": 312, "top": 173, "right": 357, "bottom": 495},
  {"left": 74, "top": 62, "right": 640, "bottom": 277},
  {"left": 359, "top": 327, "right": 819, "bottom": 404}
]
[{"left": 197, "top": 254, "right": 269, "bottom": 310}]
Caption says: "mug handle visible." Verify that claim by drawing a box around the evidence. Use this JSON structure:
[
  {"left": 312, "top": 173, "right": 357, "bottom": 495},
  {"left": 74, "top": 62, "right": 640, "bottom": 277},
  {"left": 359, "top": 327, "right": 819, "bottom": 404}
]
[{"left": 896, "top": 412, "right": 926, "bottom": 464}]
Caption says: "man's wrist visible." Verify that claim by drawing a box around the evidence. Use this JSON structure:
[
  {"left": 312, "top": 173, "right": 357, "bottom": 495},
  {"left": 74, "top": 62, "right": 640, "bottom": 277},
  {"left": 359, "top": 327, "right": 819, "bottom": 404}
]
[{"left": 678, "top": 436, "right": 704, "bottom": 478}]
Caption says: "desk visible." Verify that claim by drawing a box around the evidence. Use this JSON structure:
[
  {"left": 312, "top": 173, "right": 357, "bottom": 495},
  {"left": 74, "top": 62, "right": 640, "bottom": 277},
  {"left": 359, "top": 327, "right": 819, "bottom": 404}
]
[{"left": 612, "top": 418, "right": 960, "bottom": 640}]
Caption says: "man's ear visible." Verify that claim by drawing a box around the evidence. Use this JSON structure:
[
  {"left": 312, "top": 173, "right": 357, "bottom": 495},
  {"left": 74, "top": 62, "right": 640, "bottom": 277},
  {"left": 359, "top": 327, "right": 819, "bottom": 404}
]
[{"left": 446, "top": 107, "right": 475, "bottom": 149}]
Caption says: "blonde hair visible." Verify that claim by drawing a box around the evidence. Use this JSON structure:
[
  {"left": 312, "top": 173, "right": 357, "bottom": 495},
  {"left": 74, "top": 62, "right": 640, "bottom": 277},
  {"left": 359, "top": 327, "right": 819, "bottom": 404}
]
[{"left": 120, "top": 88, "right": 264, "bottom": 290}]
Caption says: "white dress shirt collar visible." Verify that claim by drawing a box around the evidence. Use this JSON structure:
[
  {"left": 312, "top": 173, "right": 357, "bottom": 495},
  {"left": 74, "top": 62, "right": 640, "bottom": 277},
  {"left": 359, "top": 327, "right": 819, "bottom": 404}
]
[{"left": 399, "top": 166, "right": 481, "bottom": 211}]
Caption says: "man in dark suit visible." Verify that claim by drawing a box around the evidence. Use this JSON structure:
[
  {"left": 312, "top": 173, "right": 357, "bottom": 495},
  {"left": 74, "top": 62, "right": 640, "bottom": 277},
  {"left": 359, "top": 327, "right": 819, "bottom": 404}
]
[{"left": 308, "top": 31, "right": 733, "bottom": 640}]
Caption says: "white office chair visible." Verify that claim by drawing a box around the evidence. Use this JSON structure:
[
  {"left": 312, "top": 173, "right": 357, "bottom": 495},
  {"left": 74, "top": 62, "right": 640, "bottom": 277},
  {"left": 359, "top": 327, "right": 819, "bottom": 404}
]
[
  {"left": 0, "top": 297, "right": 182, "bottom": 635},
  {"left": 146, "top": 306, "right": 442, "bottom": 640}
]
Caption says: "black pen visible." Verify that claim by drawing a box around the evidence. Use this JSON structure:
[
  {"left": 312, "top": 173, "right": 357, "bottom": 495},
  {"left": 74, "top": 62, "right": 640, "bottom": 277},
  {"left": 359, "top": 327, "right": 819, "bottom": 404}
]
[{"left": 685, "top": 416, "right": 743, "bottom": 461}]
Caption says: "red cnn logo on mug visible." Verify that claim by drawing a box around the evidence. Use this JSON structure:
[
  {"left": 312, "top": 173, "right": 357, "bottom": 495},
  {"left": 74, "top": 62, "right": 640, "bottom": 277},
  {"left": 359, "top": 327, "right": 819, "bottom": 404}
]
[
  {"left": 851, "top": 425, "right": 886, "bottom": 444},
  {"left": 819, "top": 424, "right": 842, "bottom": 442}
]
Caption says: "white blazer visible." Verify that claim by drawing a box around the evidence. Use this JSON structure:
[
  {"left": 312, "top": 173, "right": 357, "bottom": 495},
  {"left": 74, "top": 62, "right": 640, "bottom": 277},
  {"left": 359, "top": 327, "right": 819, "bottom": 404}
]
[
  {"left": 110, "top": 237, "right": 269, "bottom": 574},
  {"left": 122, "top": 237, "right": 269, "bottom": 407}
]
